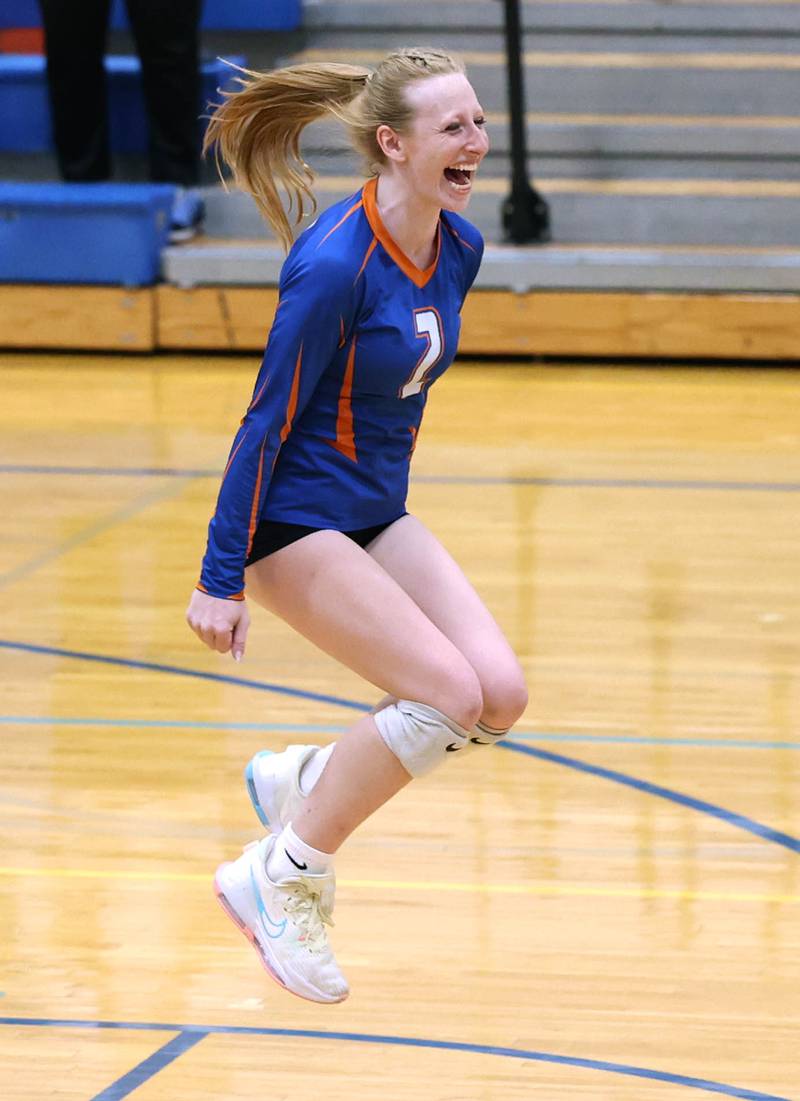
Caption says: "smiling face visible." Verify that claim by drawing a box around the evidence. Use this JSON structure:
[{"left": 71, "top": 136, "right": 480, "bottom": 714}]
[{"left": 376, "top": 71, "right": 490, "bottom": 213}]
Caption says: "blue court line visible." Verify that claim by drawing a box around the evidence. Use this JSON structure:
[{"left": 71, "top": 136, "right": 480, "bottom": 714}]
[
  {"left": 1, "top": 714, "right": 799, "bottom": 751},
  {"left": 0, "top": 715, "right": 350, "bottom": 735},
  {"left": 0, "top": 1017, "right": 792, "bottom": 1101},
  {"left": 3, "top": 637, "right": 800, "bottom": 855},
  {"left": 416, "top": 474, "right": 800, "bottom": 493},
  {"left": 500, "top": 741, "right": 800, "bottom": 856},
  {"left": 89, "top": 1030, "right": 206, "bottom": 1101},
  {"left": 0, "top": 639, "right": 367, "bottom": 712},
  {"left": 0, "top": 478, "right": 194, "bottom": 591},
  {"left": 506, "top": 731, "right": 800, "bottom": 751},
  {"left": 0, "top": 464, "right": 211, "bottom": 478},
  {"left": 2, "top": 462, "right": 800, "bottom": 494}
]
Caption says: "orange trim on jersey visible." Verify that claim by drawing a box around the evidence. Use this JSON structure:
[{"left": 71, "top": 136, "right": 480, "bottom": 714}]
[
  {"left": 246, "top": 438, "right": 267, "bottom": 557},
  {"left": 326, "top": 337, "right": 357, "bottom": 463},
  {"left": 408, "top": 425, "right": 418, "bottom": 457},
  {"left": 247, "top": 375, "right": 271, "bottom": 414},
  {"left": 361, "top": 177, "right": 441, "bottom": 289},
  {"left": 316, "top": 198, "right": 364, "bottom": 249},
  {"left": 280, "top": 345, "right": 303, "bottom": 444},
  {"left": 444, "top": 221, "right": 478, "bottom": 253},
  {"left": 222, "top": 429, "right": 249, "bottom": 480},
  {"left": 246, "top": 345, "right": 303, "bottom": 556},
  {"left": 354, "top": 236, "right": 378, "bottom": 284},
  {"left": 338, "top": 315, "right": 346, "bottom": 349},
  {"left": 196, "top": 582, "right": 245, "bottom": 601}
]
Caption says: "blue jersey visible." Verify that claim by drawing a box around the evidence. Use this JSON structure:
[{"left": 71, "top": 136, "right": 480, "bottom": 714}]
[{"left": 199, "top": 177, "right": 484, "bottom": 599}]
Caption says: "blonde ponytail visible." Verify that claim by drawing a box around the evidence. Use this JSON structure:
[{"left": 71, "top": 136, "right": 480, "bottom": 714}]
[
  {"left": 204, "top": 62, "right": 369, "bottom": 251},
  {"left": 204, "top": 48, "right": 465, "bottom": 251}
]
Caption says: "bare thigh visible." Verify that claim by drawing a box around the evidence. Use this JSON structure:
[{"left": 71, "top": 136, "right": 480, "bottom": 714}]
[
  {"left": 366, "top": 514, "right": 528, "bottom": 729},
  {"left": 244, "top": 530, "right": 483, "bottom": 729}
]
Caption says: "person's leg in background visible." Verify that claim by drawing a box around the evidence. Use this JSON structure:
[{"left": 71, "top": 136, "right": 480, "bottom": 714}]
[
  {"left": 125, "top": 0, "right": 204, "bottom": 237},
  {"left": 39, "top": 0, "right": 113, "bottom": 181}
]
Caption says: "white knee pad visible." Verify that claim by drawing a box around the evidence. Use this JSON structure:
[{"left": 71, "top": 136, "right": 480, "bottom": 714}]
[
  {"left": 373, "top": 699, "right": 470, "bottom": 777},
  {"left": 468, "top": 720, "right": 511, "bottom": 749}
]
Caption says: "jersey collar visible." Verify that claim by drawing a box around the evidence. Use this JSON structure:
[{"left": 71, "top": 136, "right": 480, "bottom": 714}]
[{"left": 362, "top": 177, "right": 441, "bottom": 289}]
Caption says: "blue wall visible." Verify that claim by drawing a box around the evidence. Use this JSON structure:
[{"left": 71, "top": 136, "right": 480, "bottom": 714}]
[{"left": 0, "top": 1, "right": 301, "bottom": 32}]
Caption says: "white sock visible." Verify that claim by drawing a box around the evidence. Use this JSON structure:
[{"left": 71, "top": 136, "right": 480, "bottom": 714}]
[
  {"left": 266, "top": 823, "right": 334, "bottom": 882},
  {"left": 298, "top": 743, "right": 334, "bottom": 795}
]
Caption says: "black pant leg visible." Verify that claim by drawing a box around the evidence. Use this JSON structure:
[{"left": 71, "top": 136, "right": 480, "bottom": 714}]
[
  {"left": 38, "top": 0, "right": 112, "bottom": 181},
  {"left": 124, "top": 0, "right": 202, "bottom": 186}
]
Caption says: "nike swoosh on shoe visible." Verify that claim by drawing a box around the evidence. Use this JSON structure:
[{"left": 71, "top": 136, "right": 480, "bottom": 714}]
[{"left": 250, "top": 866, "right": 287, "bottom": 939}]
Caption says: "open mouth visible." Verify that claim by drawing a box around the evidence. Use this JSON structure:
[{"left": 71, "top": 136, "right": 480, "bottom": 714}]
[{"left": 443, "top": 165, "right": 476, "bottom": 191}]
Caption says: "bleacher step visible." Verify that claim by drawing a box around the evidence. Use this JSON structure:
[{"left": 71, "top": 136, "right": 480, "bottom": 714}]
[
  {"left": 302, "top": 0, "right": 800, "bottom": 35},
  {"left": 197, "top": 180, "right": 800, "bottom": 248},
  {"left": 291, "top": 45, "right": 800, "bottom": 116},
  {"left": 299, "top": 113, "right": 800, "bottom": 164},
  {"left": 162, "top": 239, "right": 800, "bottom": 294}
]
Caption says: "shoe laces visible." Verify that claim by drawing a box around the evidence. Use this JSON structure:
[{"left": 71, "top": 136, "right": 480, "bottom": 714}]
[{"left": 282, "top": 879, "right": 334, "bottom": 953}]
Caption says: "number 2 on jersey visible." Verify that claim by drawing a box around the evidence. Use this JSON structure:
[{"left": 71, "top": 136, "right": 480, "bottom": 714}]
[{"left": 400, "top": 308, "right": 444, "bottom": 398}]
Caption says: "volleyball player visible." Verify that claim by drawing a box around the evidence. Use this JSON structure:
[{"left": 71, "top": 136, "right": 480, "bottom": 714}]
[{"left": 186, "top": 48, "right": 528, "bottom": 1003}]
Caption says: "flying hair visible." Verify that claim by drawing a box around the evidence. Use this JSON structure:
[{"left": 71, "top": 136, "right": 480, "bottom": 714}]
[{"left": 203, "top": 48, "right": 465, "bottom": 251}]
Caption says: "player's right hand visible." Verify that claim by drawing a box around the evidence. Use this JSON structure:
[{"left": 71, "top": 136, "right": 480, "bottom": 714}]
[{"left": 185, "top": 588, "right": 250, "bottom": 661}]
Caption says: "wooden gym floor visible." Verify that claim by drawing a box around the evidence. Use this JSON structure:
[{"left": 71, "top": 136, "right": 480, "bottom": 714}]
[{"left": 0, "top": 352, "right": 798, "bottom": 1100}]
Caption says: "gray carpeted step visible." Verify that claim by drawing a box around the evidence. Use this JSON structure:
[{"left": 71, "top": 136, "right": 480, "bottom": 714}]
[
  {"left": 296, "top": 145, "right": 800, "bottom": 183},
  {"left": 199, "top": 181, "right": 800, "bottom": 248},
  {"left": 163, "top": 237, "right": 800, "bottom": 293},
  {"left": 302, "top": 0, "right": 800, "bottom": 35},
  {"left": 95, "top": 4, "right": 800, "bottom": 262},
  {"left": 298, "top": 118, "right": 800, "bottom": 172},
  {"left": 285, "top": 45, "right": 800, "bottom": 115},
  {"left": 295, "top": 30, "right": 800, "bottom": 55}
]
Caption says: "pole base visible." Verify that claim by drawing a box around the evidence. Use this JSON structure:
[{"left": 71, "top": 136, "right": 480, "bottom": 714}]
[{"left": 501, "top": 186, "right": 551, "bottom": 245}]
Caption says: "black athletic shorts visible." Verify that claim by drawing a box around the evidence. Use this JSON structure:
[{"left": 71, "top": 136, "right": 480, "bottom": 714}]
[{"left": 245, "top": 513, "right": 406, "bottom": 567}]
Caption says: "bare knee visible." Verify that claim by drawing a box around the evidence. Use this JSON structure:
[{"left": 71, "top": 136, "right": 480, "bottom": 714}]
[
  {"left": 479, "top": 664, "right": 529, "bottom": 731},
  {"left": 425, "top": 661, "right": 483, "bottom": 731}
]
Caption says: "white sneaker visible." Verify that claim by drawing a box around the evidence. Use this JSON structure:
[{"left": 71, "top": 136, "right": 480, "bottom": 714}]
[
  {"left": 245, "top": 745, "right": 319, "bottom": 832},
  {"left": 214, "top": 835, "right": 348, "bottom": 1004}
]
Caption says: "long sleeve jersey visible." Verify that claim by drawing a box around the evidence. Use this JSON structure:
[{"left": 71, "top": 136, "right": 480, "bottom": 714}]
[{"left": 199, "top": 176, "right": 484, "bottom": 599}]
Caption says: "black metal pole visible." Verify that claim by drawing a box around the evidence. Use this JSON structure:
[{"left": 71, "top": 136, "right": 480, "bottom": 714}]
[{"left": 501, "top": 0, "right": 551, "bottom": 243}]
